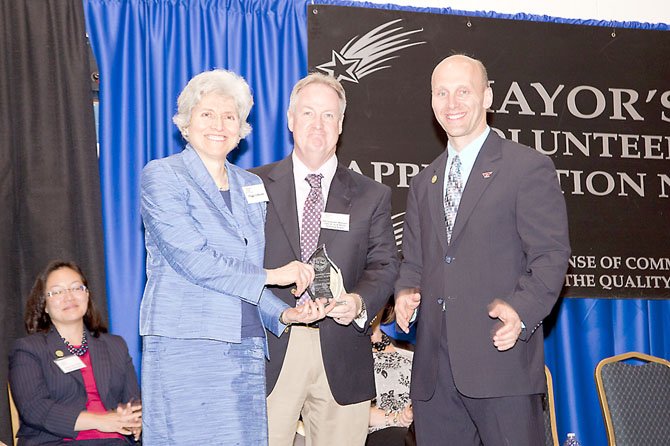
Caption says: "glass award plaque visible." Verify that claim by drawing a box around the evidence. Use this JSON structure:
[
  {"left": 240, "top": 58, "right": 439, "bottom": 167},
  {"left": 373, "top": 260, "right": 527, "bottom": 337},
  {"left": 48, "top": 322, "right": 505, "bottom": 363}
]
[{"left": 306, "top": 245, "right": 345, "bottom": 301}]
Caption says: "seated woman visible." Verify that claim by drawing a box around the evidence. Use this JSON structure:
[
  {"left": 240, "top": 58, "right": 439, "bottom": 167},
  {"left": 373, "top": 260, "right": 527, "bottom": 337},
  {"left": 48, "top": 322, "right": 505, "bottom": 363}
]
[
  {"left": 9, "top": 260, "right": 142, "bottom": 445},
  {"left": 366, "top": 304, "right": 414, "bottom": 446}
]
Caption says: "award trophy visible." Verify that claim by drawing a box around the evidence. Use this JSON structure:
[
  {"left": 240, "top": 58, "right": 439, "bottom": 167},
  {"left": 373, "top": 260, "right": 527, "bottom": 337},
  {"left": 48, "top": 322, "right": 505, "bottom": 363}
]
[{"left": 306, "top": 245, "right": 345, "bottom": 302}]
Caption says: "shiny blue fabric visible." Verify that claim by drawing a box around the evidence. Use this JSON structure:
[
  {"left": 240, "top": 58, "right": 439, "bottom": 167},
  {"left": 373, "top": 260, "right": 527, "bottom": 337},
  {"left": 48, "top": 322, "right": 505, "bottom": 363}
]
[
  {"left": 84, "top": 1, "right": 669, "bottom": 446},
  {"left": 142, "top": 336, "right": 268, "bottom": 444}
]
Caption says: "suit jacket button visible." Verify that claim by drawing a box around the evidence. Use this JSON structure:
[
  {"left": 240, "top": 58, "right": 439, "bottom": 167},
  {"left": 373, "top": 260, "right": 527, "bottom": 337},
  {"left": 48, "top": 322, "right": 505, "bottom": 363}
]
[{"left": 445, "top": 256, "right": 453, "bottom": 264}]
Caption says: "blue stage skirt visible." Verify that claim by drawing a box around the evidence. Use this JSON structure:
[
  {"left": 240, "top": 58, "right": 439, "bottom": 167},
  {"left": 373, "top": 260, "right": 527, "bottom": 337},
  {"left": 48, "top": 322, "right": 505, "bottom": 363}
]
[{"left": 141, "top": 336, "right": 268, "bottom": 445}]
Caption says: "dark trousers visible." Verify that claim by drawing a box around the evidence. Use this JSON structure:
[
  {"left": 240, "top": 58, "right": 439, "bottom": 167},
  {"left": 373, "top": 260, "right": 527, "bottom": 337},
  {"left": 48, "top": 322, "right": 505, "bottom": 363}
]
[
  {"left": 366, "top": 427, "right": 408, "bottom": 446},
  {"left": 413, "top": 320, "right": 544, "bottom": 446}
]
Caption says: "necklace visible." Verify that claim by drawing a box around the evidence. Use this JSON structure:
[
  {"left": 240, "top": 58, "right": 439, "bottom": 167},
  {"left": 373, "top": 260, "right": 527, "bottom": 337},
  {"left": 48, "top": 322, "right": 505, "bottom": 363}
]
[
  {"left": 372, "top": 332, "right": 392, "bottom": 352},
  {"left": 61, "top": 331, "right": 89, "bottom": 356},
  {"left": 216, "top": 168, "right": 229, "bottom": 191}
]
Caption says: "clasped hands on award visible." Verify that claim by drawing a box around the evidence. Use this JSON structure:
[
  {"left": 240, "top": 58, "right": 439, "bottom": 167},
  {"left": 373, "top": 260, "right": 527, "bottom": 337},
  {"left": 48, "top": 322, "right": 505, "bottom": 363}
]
[
  {"left": 267, "top": 260, "right": 333, "bottom": 325},
  {"left": 326, "top": 292, "right": 363, "bottom": 325},
  {"left": 283, "top": 298, "right": 336, "bottom": 324},
  {"left": 268, "top": 260, "right": 366, "bottom": 325},
  {"left": 283, "top": 292, "right": 361, "bottom": 325}
]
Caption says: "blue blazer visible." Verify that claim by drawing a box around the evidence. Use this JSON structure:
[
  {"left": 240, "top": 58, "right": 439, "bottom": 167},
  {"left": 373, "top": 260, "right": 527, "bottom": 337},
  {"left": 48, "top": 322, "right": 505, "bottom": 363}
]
[
  {"left": 139, "top": 146, "right": 287, "bottom": 348},
  {"left": 9, "top": 328, "right": 139, "bottom": 445}
]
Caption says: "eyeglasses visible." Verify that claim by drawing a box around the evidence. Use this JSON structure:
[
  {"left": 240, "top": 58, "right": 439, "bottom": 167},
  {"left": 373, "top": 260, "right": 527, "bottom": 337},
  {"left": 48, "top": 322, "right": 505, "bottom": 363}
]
[{"left": 45, "top": 285, "right": 88, "bottom": 299}]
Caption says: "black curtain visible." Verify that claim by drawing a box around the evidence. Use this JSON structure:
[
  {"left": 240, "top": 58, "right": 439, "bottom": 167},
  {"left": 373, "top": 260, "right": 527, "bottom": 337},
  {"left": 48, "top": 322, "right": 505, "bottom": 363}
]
[{"left": 0, "top": 0, "right": 107, "bottom": 442}]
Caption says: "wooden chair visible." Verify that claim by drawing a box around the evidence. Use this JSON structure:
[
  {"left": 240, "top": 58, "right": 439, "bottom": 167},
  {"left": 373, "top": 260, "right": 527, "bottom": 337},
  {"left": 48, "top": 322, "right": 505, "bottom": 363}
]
[
  {"left": 543, "top": 365, "right": 559, "bottom": 446},
  {"left": 8, "top": 383, "right": 19, "bottom": 446},
  {"left": 595, "top": 352, "right": 670, "bottom": 445}
]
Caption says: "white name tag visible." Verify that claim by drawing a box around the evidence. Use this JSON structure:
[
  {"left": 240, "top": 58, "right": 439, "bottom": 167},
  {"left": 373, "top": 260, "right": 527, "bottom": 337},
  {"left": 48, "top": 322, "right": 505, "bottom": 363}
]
[
  {"left": 243, "top": 183, "right": 269, "bottom": 204},
  {"left": 54, "top": 355, "right": 86, "bottom": 373},
  {"left": 321, "top": 212, "right": 350, "bottom": 231}
]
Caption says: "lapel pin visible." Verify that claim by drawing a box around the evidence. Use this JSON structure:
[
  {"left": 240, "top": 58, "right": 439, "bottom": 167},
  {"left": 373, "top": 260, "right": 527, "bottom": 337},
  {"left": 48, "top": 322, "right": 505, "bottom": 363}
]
[
  {"left": 431, "top": 175, "right": 438, "bottom": 184},
  {"left": 55, "top": 350, "right": 64, "bottom": 358},
  {"left": 482, "top": 171, "right": 493, "bottom": 179}
]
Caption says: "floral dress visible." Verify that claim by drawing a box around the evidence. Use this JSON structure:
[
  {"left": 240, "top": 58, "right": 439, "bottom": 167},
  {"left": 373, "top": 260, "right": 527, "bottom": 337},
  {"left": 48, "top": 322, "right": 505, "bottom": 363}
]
[{"left": 369, "top": 348, "right": 414, "bottom": 433}]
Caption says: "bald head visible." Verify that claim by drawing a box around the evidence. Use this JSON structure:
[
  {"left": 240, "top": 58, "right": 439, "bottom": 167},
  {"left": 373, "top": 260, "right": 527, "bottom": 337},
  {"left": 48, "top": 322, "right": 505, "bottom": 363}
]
[{"left": 432, "top": 55, "right": 489, "bottom": 91}]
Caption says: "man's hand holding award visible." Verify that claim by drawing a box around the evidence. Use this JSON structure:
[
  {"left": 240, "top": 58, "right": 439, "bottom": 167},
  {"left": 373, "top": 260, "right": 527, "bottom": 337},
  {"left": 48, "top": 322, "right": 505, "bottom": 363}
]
[{"left": 306, "top": 245, "right": 365, "bottom": 326}]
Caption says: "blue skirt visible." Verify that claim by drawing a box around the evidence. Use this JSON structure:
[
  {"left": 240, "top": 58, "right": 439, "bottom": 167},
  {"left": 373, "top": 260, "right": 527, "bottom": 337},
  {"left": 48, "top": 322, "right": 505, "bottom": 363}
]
[{"left": 142, "top": 336, "right": 268, "bottom": 445}]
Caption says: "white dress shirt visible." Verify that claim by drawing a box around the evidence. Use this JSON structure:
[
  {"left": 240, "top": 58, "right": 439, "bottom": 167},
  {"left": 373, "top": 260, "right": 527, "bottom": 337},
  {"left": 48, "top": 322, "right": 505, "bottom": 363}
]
[
  {"left": 291, "top": 151, "right": 367, "bottom": 327},
  {"left": 292, "top": 151, "right": 338, "bottom": 232},
  {"left": 443, "top": 126, "right": 491, "bottom": 196}
]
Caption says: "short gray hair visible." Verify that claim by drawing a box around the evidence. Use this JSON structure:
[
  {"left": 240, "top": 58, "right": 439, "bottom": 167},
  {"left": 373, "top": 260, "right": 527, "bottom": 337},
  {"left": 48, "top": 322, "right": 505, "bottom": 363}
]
[
  {"left": 173, "top": 69, "right": 254, "bottom": 140},
  {"left": 288, "top": 72, "right": 346, "bottom": 116}
]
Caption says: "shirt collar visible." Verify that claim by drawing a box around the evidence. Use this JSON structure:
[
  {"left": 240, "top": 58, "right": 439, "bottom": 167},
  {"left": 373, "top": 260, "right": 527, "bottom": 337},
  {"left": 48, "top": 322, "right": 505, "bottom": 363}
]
[
  {"left": 447, "top": 126, "right": 490, "bottom": 163},
  {"left": 291, "top": 151, "right": 338, "bottom": 183}
]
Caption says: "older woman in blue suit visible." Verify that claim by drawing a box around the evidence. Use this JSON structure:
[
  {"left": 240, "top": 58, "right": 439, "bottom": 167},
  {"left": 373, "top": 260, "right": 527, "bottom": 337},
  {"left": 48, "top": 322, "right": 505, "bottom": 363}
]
[{"left": 140, "top": 69, "right": 329, "bottom": 445}]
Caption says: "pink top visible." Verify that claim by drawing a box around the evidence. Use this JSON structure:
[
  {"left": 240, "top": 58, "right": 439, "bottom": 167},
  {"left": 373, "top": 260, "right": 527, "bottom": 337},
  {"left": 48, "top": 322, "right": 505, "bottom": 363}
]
[{"left": 64, "top": 350, "right": 125, "bottom": 441}]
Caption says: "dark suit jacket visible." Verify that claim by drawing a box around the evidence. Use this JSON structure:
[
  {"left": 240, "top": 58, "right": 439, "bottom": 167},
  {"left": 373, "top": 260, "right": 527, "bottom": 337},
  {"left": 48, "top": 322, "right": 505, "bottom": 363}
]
[
  {"left": 252, "top": 156, "right": 399, "bottom": 405},
  {"left": 396, "top": 131, "right": 570, "bottom": 400},
  {"left": 8, "top": 328, "right": 140, "bottom": 445}
]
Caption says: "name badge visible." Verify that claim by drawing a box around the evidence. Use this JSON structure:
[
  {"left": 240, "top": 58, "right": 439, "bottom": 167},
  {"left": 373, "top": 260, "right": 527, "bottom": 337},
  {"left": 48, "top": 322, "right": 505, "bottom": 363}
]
[
  {"left": 243, "top": 184, "right": 269, "bottom": 203},
  {"left": 54, "top": 355, "right": 86, "bottom": 373},
  {"left": 321, "top": 212, "right": 350, "bottom": 231}
]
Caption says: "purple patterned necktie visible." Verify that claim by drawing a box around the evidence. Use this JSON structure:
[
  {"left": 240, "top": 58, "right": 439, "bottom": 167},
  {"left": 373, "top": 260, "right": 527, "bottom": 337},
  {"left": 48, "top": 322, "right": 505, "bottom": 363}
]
[
  {"left": 444, "top": 155, "right": 462, "bottom": 244},
  {"left": 298, "top": 173, "right": 324, "bottom": 304}
]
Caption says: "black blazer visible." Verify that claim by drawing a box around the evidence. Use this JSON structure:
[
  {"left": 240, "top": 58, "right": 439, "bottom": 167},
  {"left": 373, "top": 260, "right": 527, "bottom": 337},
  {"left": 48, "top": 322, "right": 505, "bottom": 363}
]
[
  {"left": 252, "top": 156, "right": 399, "bottom": 405},
  {"left": 397, "top": 131, "right": 570, "bottom": 400},
  {"left": 9, "top": 327, "right": 140, "bottom": 445}
]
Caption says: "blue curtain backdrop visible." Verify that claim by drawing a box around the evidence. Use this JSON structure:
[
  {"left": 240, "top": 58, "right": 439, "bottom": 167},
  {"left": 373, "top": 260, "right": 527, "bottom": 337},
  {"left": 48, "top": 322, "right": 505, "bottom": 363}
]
[
  {"left": 83, "top": 1, "right": 669, "bottom": 445},
  {"left": 83, "top": 0, "right": 308, "bottom": 376}
]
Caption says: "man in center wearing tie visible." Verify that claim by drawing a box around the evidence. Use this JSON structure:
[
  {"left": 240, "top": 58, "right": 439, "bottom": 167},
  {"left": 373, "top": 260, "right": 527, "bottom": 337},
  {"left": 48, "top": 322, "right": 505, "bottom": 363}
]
[
  {"left": 395, "top": 55, "right": 570, "bottom": 444},
  {"left": 252, "top": 73, "right": 399, "bottom": 446}
]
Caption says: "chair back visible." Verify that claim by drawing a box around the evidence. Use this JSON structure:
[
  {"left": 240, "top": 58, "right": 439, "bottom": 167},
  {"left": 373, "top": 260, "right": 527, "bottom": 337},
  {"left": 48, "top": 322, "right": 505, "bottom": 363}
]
[
  {"left": 543, "top": 365, "right": 559, "bottom": 446},
  {"left": 8, "top": 382, "right": 19, "bottom": 446},
  {"left": 595, "top": 351, "right": 670, "bottom": 446}
]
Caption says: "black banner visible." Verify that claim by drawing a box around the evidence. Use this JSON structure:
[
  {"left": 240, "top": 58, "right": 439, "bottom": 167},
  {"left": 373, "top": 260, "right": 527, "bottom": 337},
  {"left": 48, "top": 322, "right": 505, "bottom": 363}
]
[{"left": 308, "top": 4, "right": 670, "bottom": 298}]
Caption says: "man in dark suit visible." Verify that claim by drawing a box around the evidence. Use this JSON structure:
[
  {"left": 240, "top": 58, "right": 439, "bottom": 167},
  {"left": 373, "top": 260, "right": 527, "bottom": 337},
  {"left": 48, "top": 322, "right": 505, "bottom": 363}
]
[
  {"left": 252, "top": 73, "right": 399, "bottom": 446},
  {"left": 395, "top": 55, "right": 570, "bottom": 445}
]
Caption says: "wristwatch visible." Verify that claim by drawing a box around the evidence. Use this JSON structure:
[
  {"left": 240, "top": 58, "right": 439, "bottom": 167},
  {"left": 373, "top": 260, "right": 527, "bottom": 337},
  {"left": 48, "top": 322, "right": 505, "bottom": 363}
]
[{"left": 355, "top": 295, "right": 367, "bottom": 319}]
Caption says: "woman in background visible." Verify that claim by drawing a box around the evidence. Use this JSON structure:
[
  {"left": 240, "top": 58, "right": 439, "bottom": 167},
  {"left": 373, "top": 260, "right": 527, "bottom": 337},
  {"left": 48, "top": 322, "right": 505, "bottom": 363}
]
[
  {"left": 140, "top": 69, "right": 328, "bottom": 445},
  {"left": 9, "top": 260, "right": 141, "bottom": 445},
  {"left": 367, "top": 303, "right": 414, "bottom": 446}
]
